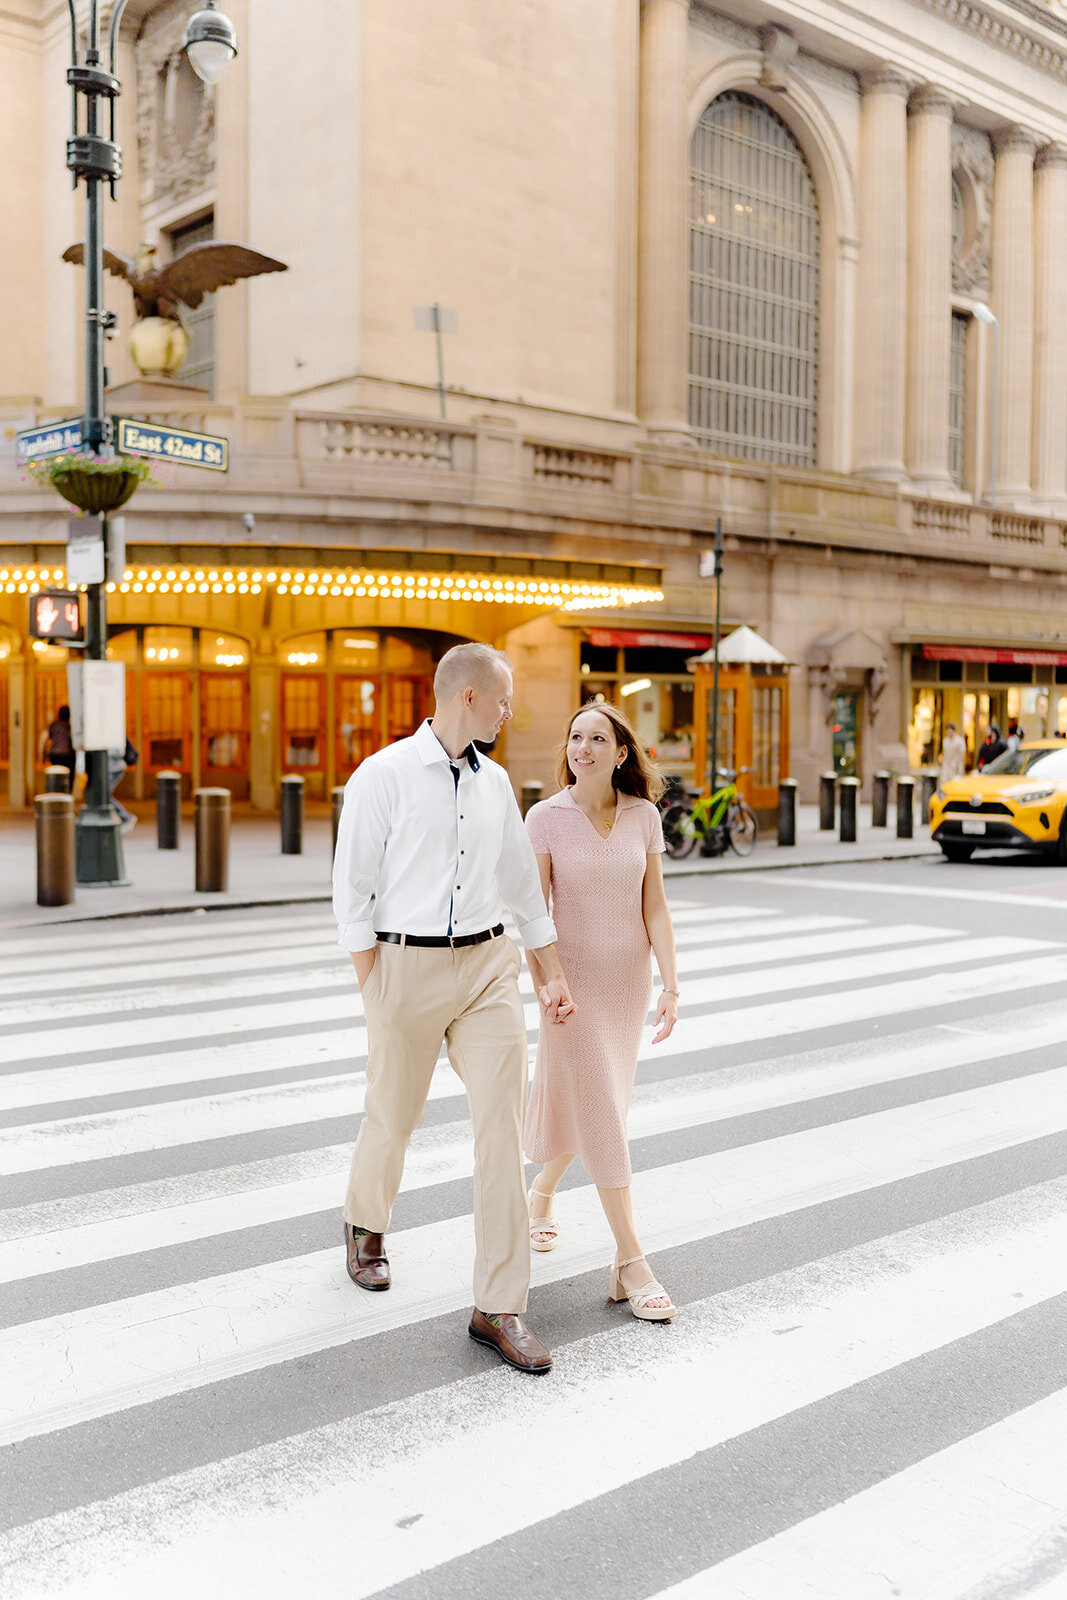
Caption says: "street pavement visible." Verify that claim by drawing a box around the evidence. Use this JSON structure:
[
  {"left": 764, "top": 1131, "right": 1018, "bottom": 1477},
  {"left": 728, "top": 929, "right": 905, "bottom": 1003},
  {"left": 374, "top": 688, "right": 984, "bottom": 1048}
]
[
  {"left": 0, "top": 858, "right": 1066, "bottom": 1598},
  {"left": 0, "top": 799, "right": 937, "bottom": 927}
]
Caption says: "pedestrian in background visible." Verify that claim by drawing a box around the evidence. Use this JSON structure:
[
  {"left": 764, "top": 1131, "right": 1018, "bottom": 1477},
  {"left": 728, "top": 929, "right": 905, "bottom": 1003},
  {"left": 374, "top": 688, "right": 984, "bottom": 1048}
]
[
  {"left": 525, "top": 702, "right": 679, "bottom": 1323},
  {"left": 333, "top": 642, "right": 575, "bottom": 1375},
  {"left": 976, "top": 724, "right": 1007, "bottom": 768},
  {"left": 1006, "top": 720, "right": 1025, "bottom": 752},
  {"left": 939, "top": 721, "right": 967, "bottom": 782},
  {"left": 108, "top": 737, "right": 138, "bottom": 833},
  {"left": 40, "top": 704, "right": 75, "bottom": 791}
]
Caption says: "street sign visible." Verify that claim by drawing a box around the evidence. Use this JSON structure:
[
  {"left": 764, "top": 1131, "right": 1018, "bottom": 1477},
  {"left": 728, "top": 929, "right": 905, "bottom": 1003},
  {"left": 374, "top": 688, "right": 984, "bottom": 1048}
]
[
  {"left": 67, "top": 660, "right": 126, "bottom": 750},
  {"left": 16, "top": 419, "right": 83, "bottom": 464},
  {"left": 29, "top": 590, "right": 84, "bottom": 644},
  {"left": 116, "top": 417, "right": 228, "bottom": 471},
  {"left": 66, "top": 516, "right": 106, "bottom": 586}
]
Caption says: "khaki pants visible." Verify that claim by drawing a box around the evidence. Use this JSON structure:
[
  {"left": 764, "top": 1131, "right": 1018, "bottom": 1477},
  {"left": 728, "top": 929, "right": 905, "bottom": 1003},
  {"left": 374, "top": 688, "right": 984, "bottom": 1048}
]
[{"left": 344, "top": 933, "right": 531, "bottom": 1313}]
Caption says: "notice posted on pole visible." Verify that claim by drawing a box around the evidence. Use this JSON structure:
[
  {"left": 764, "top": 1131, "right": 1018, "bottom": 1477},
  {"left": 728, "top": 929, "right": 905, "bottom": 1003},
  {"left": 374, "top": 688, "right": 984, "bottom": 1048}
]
[{"left": 116, "top": 418, "right": 228, "bottom": 472}]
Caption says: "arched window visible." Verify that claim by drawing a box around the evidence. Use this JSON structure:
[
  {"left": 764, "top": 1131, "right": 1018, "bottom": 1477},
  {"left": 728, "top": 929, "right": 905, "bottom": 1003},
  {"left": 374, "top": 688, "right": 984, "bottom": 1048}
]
[{"left": 689, "top": 92, "right": 820, "bottom": 465}]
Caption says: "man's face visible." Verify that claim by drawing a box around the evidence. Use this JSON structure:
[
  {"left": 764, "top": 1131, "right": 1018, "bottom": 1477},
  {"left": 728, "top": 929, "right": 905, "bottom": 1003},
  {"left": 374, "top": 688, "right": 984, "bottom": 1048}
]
[{"left": 469, "top": 668, "right": 513, "bottom": 744}]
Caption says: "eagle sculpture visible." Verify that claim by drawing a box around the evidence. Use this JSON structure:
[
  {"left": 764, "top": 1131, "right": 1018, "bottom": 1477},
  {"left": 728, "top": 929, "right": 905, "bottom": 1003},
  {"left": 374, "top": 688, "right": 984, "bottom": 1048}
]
[{"left": 61, "top": 240, "right": 287, "bottom": 326}]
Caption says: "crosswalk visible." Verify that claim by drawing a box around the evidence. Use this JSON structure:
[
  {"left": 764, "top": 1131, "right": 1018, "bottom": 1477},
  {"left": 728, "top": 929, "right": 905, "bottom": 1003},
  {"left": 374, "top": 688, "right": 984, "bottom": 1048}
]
[{"left": 0, "top": 885, "right": 1066, "bottom": 1598}]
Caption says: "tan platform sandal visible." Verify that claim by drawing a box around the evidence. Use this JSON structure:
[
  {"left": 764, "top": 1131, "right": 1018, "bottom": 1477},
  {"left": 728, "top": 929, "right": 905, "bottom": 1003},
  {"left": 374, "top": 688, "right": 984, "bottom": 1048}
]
[
  {"left": 609, "top": 1255, "right": 676, "bottom": 1322},
  {"left": 528, "top": 1186, "right": 559, "bottom": 1253}
]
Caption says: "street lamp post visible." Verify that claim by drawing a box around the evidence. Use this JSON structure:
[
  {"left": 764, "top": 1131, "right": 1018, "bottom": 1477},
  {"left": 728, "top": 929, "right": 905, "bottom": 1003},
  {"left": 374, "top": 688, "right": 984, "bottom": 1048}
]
[
  {"left": 973, "top": 302, "right": 999, "bottom": 511},
  {"left": 62, "top": 0, "right": 237, "bottom": 883}
]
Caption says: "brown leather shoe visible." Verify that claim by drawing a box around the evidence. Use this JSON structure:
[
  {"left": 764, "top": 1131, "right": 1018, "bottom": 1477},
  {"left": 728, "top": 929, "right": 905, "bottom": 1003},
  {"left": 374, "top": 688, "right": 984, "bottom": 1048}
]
[
  {"left": 344, "top": 1223, "right": 390, "bottom": 1291},
  {"left": 468, "top": 1309, "right": 552, "bottom": 1373}
]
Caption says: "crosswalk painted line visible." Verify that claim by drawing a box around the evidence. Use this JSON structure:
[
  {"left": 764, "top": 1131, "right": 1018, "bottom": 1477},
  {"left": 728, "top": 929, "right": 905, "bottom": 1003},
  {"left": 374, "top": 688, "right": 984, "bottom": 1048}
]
[
  {"left": 657, "top": 1387, "right": 1067, "bottom": 1600},
  {"left": 2, "top": 887, "right": 1066, "bottom": 1600},
  {"left": 1, "top": 1181, "right": 1064, "bottom": 1599},
  {"left": 2, "top": 1065, "right": 1064, "bottom": 1448}
]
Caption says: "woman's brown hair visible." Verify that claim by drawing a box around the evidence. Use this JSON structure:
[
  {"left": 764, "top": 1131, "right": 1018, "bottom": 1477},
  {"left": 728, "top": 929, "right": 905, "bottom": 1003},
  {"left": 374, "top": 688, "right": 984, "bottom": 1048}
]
[{"left": 555, "top": 701, "right": 665, "bottom": 803}]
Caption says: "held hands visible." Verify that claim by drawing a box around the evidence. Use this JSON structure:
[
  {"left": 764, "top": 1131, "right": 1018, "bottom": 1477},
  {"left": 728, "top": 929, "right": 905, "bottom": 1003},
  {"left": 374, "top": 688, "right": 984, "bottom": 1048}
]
[
  {"left": 538, "top": 980, "right": 576, "bottom": 1025},
  {"left": 651, "top": 989, "right": 678, "bottom": 1045}
]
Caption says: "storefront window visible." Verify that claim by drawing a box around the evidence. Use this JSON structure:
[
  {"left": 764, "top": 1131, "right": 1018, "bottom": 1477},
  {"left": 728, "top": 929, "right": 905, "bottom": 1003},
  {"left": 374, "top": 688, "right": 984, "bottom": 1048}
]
[
  {"left": 143, "top": 626, "right": 193, "bottom": 667},
  {"left": 106, "top": 628, "right": 138, "bottom": 664},
  {"left": 753, "top": 684, "right": 782, "bottom": 787},
  {"left": 203, "top": 633, "right": 248, "bottom": 669},
  {"left": 283, "top": 632, "right": 327, "bottom": 668}
]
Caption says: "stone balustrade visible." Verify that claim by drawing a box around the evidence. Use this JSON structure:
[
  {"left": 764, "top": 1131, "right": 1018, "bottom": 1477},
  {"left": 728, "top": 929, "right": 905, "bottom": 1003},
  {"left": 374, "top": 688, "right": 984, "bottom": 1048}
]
[{"left": 8, "top": 398, "right": 1067, "bottom": 571}]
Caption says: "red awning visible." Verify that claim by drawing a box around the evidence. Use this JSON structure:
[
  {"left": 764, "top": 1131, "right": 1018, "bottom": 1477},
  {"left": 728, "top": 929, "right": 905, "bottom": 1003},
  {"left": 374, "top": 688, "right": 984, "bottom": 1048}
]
[
  {"left": 922, "top": 644, "right": 1067, "bottom": 667},
  {"left": 589, "top": 629, "right": 712, "bottom": 650}
]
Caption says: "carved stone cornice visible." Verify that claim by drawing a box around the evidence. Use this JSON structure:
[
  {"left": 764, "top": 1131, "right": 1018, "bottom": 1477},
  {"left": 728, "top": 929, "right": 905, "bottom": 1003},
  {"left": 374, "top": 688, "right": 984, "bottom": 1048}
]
[{"left": 914, "top": 0, "right": 1067, "bottom": 83}]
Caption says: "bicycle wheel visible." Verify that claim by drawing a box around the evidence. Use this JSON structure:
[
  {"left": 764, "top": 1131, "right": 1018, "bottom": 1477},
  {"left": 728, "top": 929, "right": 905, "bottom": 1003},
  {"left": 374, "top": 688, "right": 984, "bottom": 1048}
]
[
  {"left": 728, "top": 801, "right": 758, "bottom": 856},
  {"left": 661, "top": 802, "right": 697, "bottom": 859}
]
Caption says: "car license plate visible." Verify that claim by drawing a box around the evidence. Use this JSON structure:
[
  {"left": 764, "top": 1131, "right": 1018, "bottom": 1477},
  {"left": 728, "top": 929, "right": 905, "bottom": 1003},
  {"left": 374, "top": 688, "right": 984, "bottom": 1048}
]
[{"left": 961, "top": 819, "right": 986, "bottom": 835}]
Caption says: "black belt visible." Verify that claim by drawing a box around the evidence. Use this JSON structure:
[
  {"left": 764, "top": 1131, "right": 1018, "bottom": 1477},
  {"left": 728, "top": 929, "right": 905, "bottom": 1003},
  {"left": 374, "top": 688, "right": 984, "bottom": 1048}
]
[{"left": 377, "top": 924, "right": 504, "bottom": 949}]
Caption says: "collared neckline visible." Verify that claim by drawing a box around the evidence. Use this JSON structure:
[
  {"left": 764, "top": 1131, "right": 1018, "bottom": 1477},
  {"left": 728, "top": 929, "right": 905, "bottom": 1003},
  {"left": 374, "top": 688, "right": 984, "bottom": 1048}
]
[{"left": 416, "top": 718, "right": 482, "bottom": 774}]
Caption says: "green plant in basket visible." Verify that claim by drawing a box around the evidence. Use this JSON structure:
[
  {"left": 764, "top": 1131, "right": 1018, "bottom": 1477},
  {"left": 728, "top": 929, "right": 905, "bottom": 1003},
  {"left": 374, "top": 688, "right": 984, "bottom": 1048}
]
[{"left": 25, "top": 449, "right": 161, "bottom": 514}]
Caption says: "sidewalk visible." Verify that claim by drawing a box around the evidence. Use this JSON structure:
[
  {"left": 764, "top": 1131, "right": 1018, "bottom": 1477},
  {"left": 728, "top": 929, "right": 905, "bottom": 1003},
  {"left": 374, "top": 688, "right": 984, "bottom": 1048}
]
[{"left": 0, "top": 801, "right": 938, "bottom": 930}]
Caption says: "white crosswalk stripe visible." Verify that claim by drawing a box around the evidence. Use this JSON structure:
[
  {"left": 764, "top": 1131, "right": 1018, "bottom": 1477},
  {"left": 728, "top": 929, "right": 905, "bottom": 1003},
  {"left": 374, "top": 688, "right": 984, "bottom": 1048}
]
[{"left": 0, "top": 887, "right": 1065, "bottom": 1600}]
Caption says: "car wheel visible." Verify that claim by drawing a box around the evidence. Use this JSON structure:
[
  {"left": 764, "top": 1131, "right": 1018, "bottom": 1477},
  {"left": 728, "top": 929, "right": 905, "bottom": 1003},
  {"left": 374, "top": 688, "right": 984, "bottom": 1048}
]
[
  {"left": 940, "top": 842, "right": 974, "bottom": 863},
  {"left": 1056, "top": 823, "right": 1067, "bottom": 866}
]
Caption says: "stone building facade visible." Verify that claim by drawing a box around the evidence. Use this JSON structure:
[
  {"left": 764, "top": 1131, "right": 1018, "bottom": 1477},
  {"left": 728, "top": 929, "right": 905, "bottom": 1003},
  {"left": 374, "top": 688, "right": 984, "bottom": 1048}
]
[{"left": 5, "top": 0, "right": 1067, "bottom": 809}]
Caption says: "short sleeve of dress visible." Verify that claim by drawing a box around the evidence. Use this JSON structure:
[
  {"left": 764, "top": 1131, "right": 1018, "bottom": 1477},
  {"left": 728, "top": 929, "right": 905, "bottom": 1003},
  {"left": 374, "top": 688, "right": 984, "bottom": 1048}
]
[
  {"left": 525, "top": 799, "right": 551, "bottom": 855},
  {"left": 645, "top": 799, "right": 665, "bottom": 854}
]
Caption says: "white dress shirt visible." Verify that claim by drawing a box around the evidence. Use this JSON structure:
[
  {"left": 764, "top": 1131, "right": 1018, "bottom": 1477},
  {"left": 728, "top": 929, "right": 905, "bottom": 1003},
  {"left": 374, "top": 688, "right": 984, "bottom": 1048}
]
[{"left": 333, "top": 719, "right": 558, "bottom": 953}]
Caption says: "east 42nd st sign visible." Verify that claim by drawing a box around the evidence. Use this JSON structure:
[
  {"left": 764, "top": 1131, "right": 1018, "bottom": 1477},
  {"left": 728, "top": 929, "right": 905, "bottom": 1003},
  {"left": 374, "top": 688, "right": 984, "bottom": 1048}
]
[{"left": 116, "top": 418, "right": 228, "bottom": 472}]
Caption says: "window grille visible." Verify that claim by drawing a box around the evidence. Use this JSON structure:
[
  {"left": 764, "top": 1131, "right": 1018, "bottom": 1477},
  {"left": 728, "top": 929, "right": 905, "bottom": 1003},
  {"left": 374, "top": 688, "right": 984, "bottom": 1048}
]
[
  {"left": 689, "top": 92, "right": 820, "bottom": 465},
  {"left": 949, "top": 311, "right": 968, "bottom": 487},
  {"left": 168, "top": 214, "right": 215, "bottom": 397}
]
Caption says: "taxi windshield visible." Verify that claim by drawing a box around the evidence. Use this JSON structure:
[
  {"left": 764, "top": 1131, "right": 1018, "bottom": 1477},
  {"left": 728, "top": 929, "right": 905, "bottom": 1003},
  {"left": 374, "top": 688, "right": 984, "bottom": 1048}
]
[{"left": 983, "top": 745, "right": 1067, "bottom": 778}]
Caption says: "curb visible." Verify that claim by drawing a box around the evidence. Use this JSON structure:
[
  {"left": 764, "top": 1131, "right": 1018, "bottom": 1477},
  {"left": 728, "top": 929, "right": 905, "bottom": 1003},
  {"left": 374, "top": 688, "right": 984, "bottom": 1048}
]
[{"left": 5, "top": 844, "right": 939, "bottom": 929}]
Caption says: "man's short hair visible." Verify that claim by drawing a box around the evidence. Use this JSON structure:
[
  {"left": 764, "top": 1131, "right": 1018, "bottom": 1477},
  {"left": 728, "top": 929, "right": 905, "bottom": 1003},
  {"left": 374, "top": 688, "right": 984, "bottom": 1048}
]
[{"left": 433, "top": 642, "right": 512, "bottom": 703}]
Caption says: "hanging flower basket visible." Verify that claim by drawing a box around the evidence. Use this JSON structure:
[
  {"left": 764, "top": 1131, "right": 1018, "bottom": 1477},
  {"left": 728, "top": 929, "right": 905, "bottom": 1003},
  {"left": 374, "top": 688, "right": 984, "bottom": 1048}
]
[{"left": 25, "top": 450, "right": 159, "bottom": 514}]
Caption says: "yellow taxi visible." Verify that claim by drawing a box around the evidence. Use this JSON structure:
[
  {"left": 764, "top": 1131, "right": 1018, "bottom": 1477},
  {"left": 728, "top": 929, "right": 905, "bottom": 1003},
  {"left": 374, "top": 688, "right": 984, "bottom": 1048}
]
[{"left": 930, "top": 739, "right": 1067, "bottom": 862}]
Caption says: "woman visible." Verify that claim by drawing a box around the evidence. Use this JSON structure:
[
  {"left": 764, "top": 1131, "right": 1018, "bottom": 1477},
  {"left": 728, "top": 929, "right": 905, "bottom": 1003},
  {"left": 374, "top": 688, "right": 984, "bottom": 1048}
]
[
  {"left": 39, "top": 704, "right": 75, "bottom": 791},
  {"left": 524, "top": 702, "right": 680, "bottom": 1322}
]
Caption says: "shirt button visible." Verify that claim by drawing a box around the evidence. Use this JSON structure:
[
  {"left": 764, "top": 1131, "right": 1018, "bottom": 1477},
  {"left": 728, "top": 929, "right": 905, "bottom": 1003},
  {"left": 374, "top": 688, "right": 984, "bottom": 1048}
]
[{"left": 456, "top": 885, "right": 461, "bottom": 890}]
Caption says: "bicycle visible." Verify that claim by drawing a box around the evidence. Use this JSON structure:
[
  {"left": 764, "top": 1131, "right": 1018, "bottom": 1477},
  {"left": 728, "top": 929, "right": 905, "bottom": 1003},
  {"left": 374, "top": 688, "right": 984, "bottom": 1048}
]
[{"left": 661, "top": 769, "right": 758, "bottom": 859}]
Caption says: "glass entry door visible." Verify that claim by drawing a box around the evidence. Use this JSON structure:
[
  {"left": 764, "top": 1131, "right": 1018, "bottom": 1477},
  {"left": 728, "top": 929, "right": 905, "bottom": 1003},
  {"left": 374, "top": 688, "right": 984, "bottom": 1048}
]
[
  {"left": 336, "top": 676, "right": 380, "bottom": 778},
  {"left": 832, "top": 692, "right": 859, "bottom": 777},
  {"left": 200, "top": 673, "right": 249, "bottom": 799},
  {"left": 142, "top": 674, "right": 192, "bottom": 793}
]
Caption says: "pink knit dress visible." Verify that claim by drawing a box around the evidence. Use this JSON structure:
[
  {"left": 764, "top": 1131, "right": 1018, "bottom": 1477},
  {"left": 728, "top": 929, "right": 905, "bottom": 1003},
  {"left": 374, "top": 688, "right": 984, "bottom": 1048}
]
[{"left": 524, "top": 788, "right": 665, "bottom": 1187}]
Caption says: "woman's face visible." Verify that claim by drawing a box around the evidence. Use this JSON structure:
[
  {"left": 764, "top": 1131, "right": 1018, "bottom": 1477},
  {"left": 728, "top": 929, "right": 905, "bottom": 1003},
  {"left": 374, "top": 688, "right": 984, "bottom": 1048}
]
[{"left": 567, "top": 709, "right": 623, "bottom": 780}]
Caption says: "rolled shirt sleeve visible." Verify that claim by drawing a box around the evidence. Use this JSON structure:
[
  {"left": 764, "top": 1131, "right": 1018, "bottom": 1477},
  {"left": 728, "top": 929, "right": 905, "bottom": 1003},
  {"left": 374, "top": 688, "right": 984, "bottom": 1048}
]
[
  {"left": 332, "top": 764, "right": 391, "bottom": 952},
  {"left": 498, "top": 787, "right": 557, "bottom": 949}
]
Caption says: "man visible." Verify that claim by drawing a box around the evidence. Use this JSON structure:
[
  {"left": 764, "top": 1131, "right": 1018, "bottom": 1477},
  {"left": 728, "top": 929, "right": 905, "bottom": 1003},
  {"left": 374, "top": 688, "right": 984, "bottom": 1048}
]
[
  {"left": 938, "top": 721, "right": 966, "bottom": 783},
  {"left": 976, "top": 724, "right": 1007, "bottom": 769},
  {"left": 332, "top": 642, "right": 575, "bottom": 1374}
]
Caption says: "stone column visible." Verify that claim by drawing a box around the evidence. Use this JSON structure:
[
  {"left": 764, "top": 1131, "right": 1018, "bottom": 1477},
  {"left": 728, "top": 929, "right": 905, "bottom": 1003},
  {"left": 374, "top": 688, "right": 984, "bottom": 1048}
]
[
  {"left": 905, "top": 85, "right": 955, "bottom": 491},
  {"left": 635, "top": 0, "right": 690, "bottom": 441},
  {"left": 1032, "top": 143, "right": 1067, "bottom": 504},
  {"left": 990, "top": 125, "right": 1040, "bottom": 500},
  {"left": 853, "top": 68, "right": 909, "bottom": 481}
]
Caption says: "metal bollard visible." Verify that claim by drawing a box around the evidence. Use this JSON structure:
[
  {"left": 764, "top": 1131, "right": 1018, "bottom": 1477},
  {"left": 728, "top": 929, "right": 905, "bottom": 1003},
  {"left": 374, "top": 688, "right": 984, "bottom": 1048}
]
[
  {"left": 896, "top": 776, "right": 915, "bottom": 839},
  {"left": 36, "top": 792, "right": 75, "bottom": 907},
  {"left": 777, "top": 778, "right": 797, "bottom": 847},
  {"left": 839, "top": 776, "right": 860, "bottom": 843},
  {"left": 156, "top": 770, "right": 181, "bottom": 850},
  {"left": 331, "top": 785, "right": 346, "bottom": 859},
  {"left": 195, "top": 787, "right": 231, "bottom": 892},
  {"left": 819, "top": 772, "right": 836, "bottom": 830},
  {"left": 872, "top": 770, "right": 890, "bottom": 829},
  {"left": 521, "top": 781, "right": 544, "bottom": 819},
  {"left": 44, "top": 764, "right": 71, "bottom": 794},
  {"left": 920, "top": 770, "right": 938, "bottom": 826},
  {"left": 280, "top": 775, "right": 304, "bottom": 855}
]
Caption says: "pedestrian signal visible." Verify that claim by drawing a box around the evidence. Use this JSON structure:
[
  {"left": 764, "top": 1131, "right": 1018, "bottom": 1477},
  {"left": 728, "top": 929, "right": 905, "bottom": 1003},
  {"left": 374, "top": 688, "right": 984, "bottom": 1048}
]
[{"left": 29, "top": 590, "right": 84, "bottom": 643}]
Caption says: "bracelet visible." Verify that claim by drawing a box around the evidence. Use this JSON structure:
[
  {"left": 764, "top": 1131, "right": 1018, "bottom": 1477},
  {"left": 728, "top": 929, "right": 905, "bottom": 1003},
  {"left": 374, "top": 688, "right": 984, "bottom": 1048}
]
[{"left": 661, "top": 987, "right": 679, "bottom": 997}]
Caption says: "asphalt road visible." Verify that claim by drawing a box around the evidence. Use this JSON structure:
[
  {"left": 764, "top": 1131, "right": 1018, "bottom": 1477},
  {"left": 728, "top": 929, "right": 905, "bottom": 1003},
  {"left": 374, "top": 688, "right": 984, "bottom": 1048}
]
[{"left": 0, "top": 857, "right": 1065, "bottom": 1600}]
